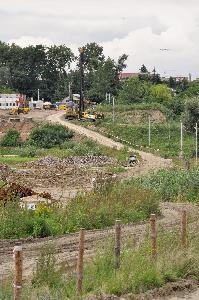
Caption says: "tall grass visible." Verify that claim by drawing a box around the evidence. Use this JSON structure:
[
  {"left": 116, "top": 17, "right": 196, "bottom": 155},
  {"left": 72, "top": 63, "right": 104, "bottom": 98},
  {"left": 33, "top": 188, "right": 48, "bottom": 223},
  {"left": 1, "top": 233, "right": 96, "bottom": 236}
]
[
  {"left": 140, "top": 167, "right": 199, "bottom": 202},
  {"left": 2, "top": 229, "right": 199, "bottom": 299},
  {"left": 101, "top": 122, "right": 195, "bottom": 159},
  {"left": 0, "top": 181, "right": 159, "bottom": 239}
]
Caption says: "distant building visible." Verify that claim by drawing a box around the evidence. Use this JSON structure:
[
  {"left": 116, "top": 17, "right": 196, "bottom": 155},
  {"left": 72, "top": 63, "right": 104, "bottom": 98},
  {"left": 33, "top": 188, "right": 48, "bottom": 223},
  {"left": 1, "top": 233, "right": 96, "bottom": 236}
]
[
  {"left": 119, "top": 72, "right": 139, "bottom": 80},
  {"left": 0, "top": 94, "right": 21, "bottom": 109},
  {"left": 161, "top": 75, "right": 189, "bottom": 82},
  {"left": 29, "top": 99, "right": 44, "bottom": 109}
]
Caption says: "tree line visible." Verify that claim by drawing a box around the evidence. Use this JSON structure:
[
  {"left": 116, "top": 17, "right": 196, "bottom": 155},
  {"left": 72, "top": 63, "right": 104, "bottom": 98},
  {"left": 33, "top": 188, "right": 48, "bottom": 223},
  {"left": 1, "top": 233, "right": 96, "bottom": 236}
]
[
  {"left": 1, "top": 40, "right": 199, "bottom": 113},
  {"left": 0, "top": 41, "right": 127, "bottom": 102}
]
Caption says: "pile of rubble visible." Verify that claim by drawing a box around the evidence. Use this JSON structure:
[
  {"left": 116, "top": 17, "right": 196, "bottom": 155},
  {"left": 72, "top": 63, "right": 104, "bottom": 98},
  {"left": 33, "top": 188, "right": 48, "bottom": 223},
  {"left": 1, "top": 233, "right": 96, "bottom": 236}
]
[
  {"left": 0, "top": 182, "right": 52, "bottom": 202},
  {"left": 27, "top": 155, "right": 116, "bottom": 167}
]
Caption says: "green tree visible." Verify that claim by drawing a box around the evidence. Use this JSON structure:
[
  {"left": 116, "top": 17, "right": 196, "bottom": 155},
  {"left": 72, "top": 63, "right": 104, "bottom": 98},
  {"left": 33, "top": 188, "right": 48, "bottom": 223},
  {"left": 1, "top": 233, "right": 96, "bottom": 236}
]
[
  {"left": 87, "top": 54, "right": 128, "bottom": 102},
  {"left": 139, "top": 64, "right": 150, "bottom": 82},
  {"left": 118, "top": 77, "right": 152, "bottom": 104},
  {"left": 184, "top": 97, "right": 199, "bottom": 131},
  {"left": 150, "top": 84, "right": 173, "bottom": 104},
  {"left": 179, "top": 80, "right": 199, "bottom": 98},
  {"left": 140, "top": 64, "right": 148, "bottom": 73}
]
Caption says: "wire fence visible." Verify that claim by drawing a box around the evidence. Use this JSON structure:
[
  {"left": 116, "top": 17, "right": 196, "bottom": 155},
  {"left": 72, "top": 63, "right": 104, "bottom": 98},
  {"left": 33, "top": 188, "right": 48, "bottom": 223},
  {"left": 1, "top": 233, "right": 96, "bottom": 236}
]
[{"left": 0, "top": 209, "right": 193, "bottom": 299}]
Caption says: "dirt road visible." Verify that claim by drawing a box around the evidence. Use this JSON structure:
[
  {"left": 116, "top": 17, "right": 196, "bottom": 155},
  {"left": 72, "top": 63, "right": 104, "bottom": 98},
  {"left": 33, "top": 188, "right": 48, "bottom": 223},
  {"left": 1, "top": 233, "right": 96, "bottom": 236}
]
[{"left": 46, "top": 111, "right": 172, "bottom": 176}]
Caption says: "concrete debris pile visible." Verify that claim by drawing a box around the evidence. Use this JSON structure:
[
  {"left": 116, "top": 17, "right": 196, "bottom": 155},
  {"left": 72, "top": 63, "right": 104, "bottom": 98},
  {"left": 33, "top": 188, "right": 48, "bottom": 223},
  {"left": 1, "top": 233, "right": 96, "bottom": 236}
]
[{"left": 27, "top": 156, "right": 116, "bottom": 167}]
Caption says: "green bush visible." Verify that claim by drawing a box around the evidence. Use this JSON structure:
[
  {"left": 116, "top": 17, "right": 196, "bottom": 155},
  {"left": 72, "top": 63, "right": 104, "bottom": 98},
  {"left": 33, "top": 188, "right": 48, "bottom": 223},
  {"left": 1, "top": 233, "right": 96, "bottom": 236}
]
[
  {"left": 1, "top": 129, "right": 22, "bottom": 147},
  {"left": 29, "top": 124, "right": 74, "bottom": 148},
  {"left": 18, "top": 146, "right": 38, "bottom": 157}
]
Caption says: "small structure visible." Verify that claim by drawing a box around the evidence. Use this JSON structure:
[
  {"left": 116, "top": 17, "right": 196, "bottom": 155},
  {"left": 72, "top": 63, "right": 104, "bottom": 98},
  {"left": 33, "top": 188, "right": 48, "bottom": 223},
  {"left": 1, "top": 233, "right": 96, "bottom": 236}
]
[
  {"left": 20, "top": 194, "right": 52, "bottom": 210},
  {"left": 0, "top": 94, "right": 20, "bottom": 109},
  {"left": 29, "top": 99, "right": 44, "bottom": 109}
]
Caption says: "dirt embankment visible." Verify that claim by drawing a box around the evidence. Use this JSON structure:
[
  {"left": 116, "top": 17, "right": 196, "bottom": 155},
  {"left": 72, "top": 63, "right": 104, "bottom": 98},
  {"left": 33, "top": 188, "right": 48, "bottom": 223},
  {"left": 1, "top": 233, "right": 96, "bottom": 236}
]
[
  {"left": 105, "top": 109, "right": 166, "bottom": 124},
  {"left": 0, "top": 109, "right": 56, "bottom": 140}
]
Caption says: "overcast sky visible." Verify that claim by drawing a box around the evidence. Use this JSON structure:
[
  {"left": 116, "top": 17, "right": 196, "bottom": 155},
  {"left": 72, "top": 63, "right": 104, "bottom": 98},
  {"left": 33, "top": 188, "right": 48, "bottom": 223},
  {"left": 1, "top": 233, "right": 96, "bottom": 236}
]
[{"left": 1, "top": 0, "right": 199, "bottom": 78}]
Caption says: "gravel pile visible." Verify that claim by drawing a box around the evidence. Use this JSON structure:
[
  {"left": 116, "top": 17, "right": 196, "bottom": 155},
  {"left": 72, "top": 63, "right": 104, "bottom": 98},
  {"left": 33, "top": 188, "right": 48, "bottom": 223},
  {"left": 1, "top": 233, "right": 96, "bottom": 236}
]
[{"left": 28, "top": 155, "right": 116, "bottom": 167}]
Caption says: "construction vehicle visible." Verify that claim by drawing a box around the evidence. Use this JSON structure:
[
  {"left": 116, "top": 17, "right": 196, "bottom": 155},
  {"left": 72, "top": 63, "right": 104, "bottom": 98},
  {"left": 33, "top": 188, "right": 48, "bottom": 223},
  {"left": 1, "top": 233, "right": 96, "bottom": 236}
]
[
  {"left": 64, "top": 107, "right": 104, "bottom": 122},
  {"left": 65, "top": 107, "right": 78, "bottom": 120},
  {"left": 9, "top": 107, "right": 30, "bottom": 115},
  {"left": 59, "top": 104, "right": 67, "bottom": 110}
]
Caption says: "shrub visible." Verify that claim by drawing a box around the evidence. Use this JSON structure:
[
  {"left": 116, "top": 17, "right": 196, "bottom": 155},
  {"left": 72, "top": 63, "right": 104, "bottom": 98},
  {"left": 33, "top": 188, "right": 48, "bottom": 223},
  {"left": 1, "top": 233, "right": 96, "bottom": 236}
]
[
  {"left": 1, "top": 129, "right": 22, "bottom": 147},
  {"left": 18, "top": 146, "right": 37, "bottom": 157},
  {"left": 29, "top": 124, "right": 74, "bottom": 148}
]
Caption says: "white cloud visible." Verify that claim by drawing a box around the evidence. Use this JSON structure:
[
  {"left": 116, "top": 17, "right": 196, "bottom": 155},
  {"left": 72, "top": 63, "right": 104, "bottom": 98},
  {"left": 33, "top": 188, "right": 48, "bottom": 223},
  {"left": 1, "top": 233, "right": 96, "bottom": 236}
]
[{"left": 8, "top": 36, "right": 53, "bottom": 47}]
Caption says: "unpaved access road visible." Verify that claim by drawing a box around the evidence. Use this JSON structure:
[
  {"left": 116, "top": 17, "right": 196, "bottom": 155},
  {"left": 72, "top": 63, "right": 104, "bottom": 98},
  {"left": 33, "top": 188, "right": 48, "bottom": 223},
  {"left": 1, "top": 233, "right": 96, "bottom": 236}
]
[{"left": 46, "top": 111, "right": 172, "bottom": 176}]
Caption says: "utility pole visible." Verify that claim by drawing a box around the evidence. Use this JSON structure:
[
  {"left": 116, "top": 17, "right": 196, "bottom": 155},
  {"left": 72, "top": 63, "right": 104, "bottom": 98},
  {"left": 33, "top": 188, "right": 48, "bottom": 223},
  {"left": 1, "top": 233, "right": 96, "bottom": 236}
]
[
  {"left": 37, "top": 89, "right": 40, "bottom": 101},
  {"left": 195, "top": 123, "right": 198, "bottom": 165},
  {"left": 105, "top": 92, "right": 108, "bottom": 102},
  {"left": 148, "top": 115, "right": 151, "bottom": 147},
  {"left": 112, "top": 96, "right": 115, "bottom": 123},
  {"left": 180, "top": 121, "right": 183, "bottom": 158},
  {"left": 109, "top": 93, "right": 111, "bottom": 105},
  {"left": 69, "top": 82, "right": 71, "bottom": 100},
  {"left": 79, "top": 48, "right": 85, "bottom": 118}
]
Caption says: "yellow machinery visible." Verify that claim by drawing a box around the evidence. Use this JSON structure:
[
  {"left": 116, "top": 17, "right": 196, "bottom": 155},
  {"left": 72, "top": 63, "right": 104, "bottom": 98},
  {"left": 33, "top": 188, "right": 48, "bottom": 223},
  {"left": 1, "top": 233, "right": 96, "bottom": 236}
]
[
  {"left": 82, "top": 111, "right": 104, "bottom": 121},
  {"left": 65, "top": 108, "right": 104, "bottom": 122},
  {"left": 82, "top": 111, "right": 96, "bottom": 122},
  {"left": 9, "top": 107, "right": 30, "bottom": 115},
  {"left": 65, "top": 107, "right": 78, "bottom": 120},
  {"left": 59, "top": 104, "right": 67, "bottom": 110}
]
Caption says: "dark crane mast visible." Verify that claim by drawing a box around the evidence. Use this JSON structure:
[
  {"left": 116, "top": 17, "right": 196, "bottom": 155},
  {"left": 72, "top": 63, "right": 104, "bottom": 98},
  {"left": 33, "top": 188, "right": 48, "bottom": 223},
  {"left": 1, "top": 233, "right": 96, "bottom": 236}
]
[{"left": 79, "top": 47, "right": 85, "bottom": 118}]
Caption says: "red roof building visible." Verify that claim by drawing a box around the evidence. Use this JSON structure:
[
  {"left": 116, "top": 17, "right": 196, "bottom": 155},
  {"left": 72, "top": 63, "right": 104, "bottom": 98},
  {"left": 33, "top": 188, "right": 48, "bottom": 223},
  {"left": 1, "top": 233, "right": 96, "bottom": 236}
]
[{"left": 119, "top": 72, "right": 139, "bottom": 80}]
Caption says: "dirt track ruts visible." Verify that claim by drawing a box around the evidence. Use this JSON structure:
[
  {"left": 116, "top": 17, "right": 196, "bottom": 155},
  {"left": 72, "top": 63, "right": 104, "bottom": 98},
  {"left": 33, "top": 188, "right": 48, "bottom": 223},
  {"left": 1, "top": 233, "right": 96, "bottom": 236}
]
[{"left": 1, "top": 202, "right": 199, "bottom": 278}]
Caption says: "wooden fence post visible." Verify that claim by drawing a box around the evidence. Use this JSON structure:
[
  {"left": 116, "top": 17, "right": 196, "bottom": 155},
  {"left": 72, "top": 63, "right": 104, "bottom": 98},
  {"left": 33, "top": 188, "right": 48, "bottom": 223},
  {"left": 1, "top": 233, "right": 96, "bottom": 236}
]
[
  {"left": 115, "top": 219, "right": 121, "bottom": 270},
  {"left": 13, "top": 245, "right": 23, "bottom": 300},
  {"left": 181, "top": 210, "right": 187, "bottom": 247},
  {"left": 76, "top": 229, "right": 85, "bottom": 297},
  {"left": 150, "top": 214, "right": 157, "bottom": 259}
]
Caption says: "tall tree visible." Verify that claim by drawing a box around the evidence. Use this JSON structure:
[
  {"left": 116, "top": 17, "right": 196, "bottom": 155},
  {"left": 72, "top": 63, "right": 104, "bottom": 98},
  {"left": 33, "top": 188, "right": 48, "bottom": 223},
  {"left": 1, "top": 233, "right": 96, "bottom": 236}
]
[{"left": 118, "top": 77, "right": 152, "bottom": 104}]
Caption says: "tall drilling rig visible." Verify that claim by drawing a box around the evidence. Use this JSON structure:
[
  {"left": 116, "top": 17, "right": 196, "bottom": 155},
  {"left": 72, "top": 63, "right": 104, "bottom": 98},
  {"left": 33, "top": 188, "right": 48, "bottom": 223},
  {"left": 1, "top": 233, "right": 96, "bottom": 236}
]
[{"left": 79, "top": 47, "right": 85, "bottom": 118}]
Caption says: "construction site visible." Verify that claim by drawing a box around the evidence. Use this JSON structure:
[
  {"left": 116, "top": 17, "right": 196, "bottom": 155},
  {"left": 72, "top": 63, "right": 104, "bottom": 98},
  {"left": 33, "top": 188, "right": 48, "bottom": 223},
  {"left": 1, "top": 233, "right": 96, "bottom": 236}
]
[{"left": 1, "top": 18, "right": 199, "bottom": 298}]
